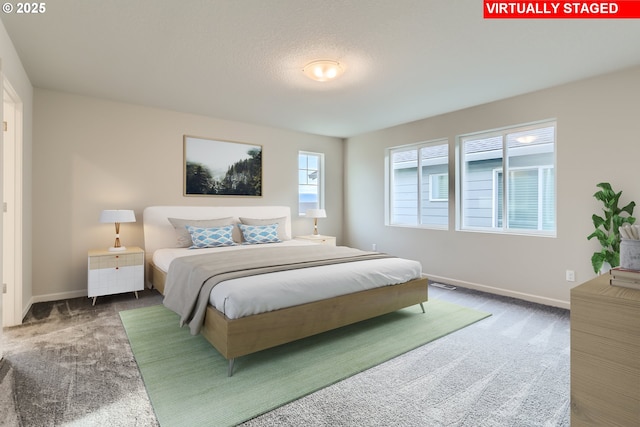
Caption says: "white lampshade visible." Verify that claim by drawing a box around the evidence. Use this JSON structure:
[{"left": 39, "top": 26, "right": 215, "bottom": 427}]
[
  {"left": 305, "top": 209, "right": 327, "bottom": 219},
  {"left": 100, "top": 209, "right": 136, "bottom": 251},
  {"left": 305, "top": 209, "right": 326, "bottom": 235},
  {"left": 99, "top": 209, "right": 136, "bottom": 224}
]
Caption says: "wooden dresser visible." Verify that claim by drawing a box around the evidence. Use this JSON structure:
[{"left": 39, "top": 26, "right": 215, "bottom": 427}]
[{"left": 570, "top": 274, "right": 640, "bottom": 426}]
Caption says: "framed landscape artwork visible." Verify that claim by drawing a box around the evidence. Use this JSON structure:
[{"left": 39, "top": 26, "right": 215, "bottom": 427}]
[{"left": 184, "top": 135, "right": 262, "bottom": 197}]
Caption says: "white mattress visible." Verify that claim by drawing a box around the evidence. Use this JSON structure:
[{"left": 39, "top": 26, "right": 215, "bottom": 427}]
[{"left": 154, "top": 240, "right": 422, "bottom": 319}]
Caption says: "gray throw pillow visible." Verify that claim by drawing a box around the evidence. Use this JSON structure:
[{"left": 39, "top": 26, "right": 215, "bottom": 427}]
[{"left": 168, "top": 217, "right": 236, "bottom": 247}]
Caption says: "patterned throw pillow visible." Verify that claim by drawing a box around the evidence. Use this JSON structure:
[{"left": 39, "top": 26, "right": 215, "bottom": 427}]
[
  {"left": 186, "top": 225, "right": 236, "bottom": 249},
  {"left": 239, "top": 216, "right": 289, "bottom": 241},
  {"left": 168, "top": 217, "right": 235, "bottom": 247},
  {"left": 238, "top": 223, "right": 281, "bottom": 244}
]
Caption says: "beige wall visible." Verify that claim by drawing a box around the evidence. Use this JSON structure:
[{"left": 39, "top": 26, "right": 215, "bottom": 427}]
[
  {"left": 26, "top": 60, "right": 640, "bottom": 309},
  {"left": 32, "top": 89, "right": 343, "bottom": 301},
  {"left": 345, "top": 65, "right": 640, "bottom": 308}
]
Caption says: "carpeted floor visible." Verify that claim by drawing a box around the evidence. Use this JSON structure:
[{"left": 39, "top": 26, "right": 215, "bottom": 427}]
[
  {"left": 121, "top": 300, "right": 490, "bottom": 427},
  {"left": 242, "top": 287, "right": 571, "bottom": 427},
  {"left": 0, "top": 290, "right": 163, "bottom": 427},
  {"left": 0, "top": 285, "right": 570, "bottom": 426}
]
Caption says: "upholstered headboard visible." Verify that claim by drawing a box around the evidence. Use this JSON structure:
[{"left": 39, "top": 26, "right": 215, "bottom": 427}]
[{"left": 142, "top": 205, "right": 292, "bottom": 258}]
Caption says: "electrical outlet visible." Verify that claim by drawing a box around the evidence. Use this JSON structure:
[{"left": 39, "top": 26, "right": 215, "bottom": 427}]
[
  {"left": 566, "top": 270, "right": 575, "bottom": 282},
  {"left": 372, "top": 243, "right": 377, "bottom": 251}
]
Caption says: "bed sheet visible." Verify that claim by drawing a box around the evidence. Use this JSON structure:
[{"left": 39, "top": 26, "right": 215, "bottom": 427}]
[{"left": 154, "top": 241, "right": 422, "bottom": 319}]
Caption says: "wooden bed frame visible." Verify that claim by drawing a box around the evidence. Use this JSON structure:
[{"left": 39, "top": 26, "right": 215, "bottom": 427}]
[{"left": 143, "top": 206, "right": 428, "bottom": 376}]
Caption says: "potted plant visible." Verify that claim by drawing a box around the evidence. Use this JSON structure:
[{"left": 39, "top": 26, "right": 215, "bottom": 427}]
[{"left": 587, "top": 182, "right": 636, "bottom": 274}]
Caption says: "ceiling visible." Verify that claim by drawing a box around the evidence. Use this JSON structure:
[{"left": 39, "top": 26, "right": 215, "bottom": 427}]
[{"left": 3, "top": 0, "right": 640, "bottom": 138}]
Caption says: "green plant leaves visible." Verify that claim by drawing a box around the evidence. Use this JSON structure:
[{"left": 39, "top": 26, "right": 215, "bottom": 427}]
[
  {"left": 621, "top": 201, "right": 636, "bottom": 216},
  {"left": 588, "top": 182, "right": 636, "bottom": 274},
  {"left": 591, "top": 214, "right": 606, "bottom": 230},
  {"left": 591, "top": 251, "right": 606, "bottom": 274}
]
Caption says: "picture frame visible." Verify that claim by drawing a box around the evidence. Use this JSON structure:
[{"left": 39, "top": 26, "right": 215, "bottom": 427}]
[{"left": 183, "top": 135, "right": 262, "bottom": 197}]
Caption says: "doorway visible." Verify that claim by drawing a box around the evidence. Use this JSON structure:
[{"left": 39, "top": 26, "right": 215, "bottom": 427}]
[{"left": 3, "top": 77, "right": 23, "bottom": 327}]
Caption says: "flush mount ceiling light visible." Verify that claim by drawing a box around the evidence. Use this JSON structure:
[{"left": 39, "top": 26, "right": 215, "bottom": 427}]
[{"left": 302, "top": 60, "right": 344, "bottom": 82}]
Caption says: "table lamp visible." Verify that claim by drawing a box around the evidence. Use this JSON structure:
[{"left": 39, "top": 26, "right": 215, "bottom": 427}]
[
  {"left": 305, "top": 209, "right": 326, "bottom": 235},
  {"left": 100, "top": 209, "right": 136, "bottom": 251}
]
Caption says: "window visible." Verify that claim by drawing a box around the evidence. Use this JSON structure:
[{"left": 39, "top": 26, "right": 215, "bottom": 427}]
[
  {"left": 458, "top": 121, "right": 556, "bottom": 235},
  {"left": 387, "top": 139, "right": 449, "bottom": 228},
  {"left": 429, "top": 174, "right": 448, "bottom": 202},
  {"left": 298, "top": 151, "right": 324, "bottom": 215}
]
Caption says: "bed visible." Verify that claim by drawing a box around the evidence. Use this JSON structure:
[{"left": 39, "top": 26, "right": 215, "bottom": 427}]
[{"left": 143, "top": 205, "right": 428, "bottom": 376}]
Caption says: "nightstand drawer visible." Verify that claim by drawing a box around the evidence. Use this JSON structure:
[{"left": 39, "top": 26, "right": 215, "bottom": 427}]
[
  {"left": 295, "top": 235, "right": 337, "bottom": 246},
  {"left": 87, "top": 246, "right": 145, "bottom": 304},
  {"left": 88, "top": 264, "right": 144, "bottom": 297},
  {"left": 315, "top": 237, "right": 335, "bottom": 245},
  {"left": 88, "top": 252, "right": 144, "bottom": 270}
]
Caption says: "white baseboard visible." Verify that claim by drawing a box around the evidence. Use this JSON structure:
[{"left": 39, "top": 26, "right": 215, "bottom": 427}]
[
  {"left": 29, "top": 289, "right": 88, "bottom": 305},
  {"left": 425, "top": 274, "right": 570, "bottom": 310},
  {"left": 22, "top": 301, "right": 32, "bottom": 321},
  {"left": 20, "top": 276, "right": 568, "bottom": 324}
]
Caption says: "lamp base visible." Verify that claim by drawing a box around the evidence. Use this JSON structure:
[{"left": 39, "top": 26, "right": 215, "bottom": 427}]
[{"left": 108, "top": 246, "right": 127, "bottom": 252}]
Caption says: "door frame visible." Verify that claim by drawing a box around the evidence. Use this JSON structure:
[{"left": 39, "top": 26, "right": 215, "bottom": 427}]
[{"left": 3, "top": 76, "right": 23, "bottom": 327}]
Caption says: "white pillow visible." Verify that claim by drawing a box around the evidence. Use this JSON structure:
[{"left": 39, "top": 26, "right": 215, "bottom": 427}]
[{"left": 239, "top": 216, "right": 289, "bottom": 241}]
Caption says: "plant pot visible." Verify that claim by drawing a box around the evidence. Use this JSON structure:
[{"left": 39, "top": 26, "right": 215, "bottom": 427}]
[{"left": 600, "top": 261, "right": 612, "bottom": 275}]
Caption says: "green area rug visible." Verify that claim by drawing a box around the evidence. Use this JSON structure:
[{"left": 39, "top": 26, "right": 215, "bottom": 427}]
[{"left": 120, "top": 300, "right": 490, "bottom": 427}]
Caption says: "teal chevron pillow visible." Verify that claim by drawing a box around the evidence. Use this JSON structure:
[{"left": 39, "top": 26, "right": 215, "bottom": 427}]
[
  {"left": 169, "top": 217, "right": 235, "bottom": 247},
  {"left": 238, "top": 223, "right": 281, "bottom": 244},
  {"left": 186, "top": 225, "right": 236, "bottom": 249}
]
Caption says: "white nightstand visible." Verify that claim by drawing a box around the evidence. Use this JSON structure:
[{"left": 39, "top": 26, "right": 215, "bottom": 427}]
[
  {"left": 88, "top": 246, "right": 144, "bottom": 305},
  {"left": 295, "top": 235, "right": 337, "bottom": 246}
]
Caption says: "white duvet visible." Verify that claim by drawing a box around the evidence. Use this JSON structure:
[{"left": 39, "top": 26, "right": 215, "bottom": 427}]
[{"left": 154, "top": 240, "right": 422, "bottom": 319}]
